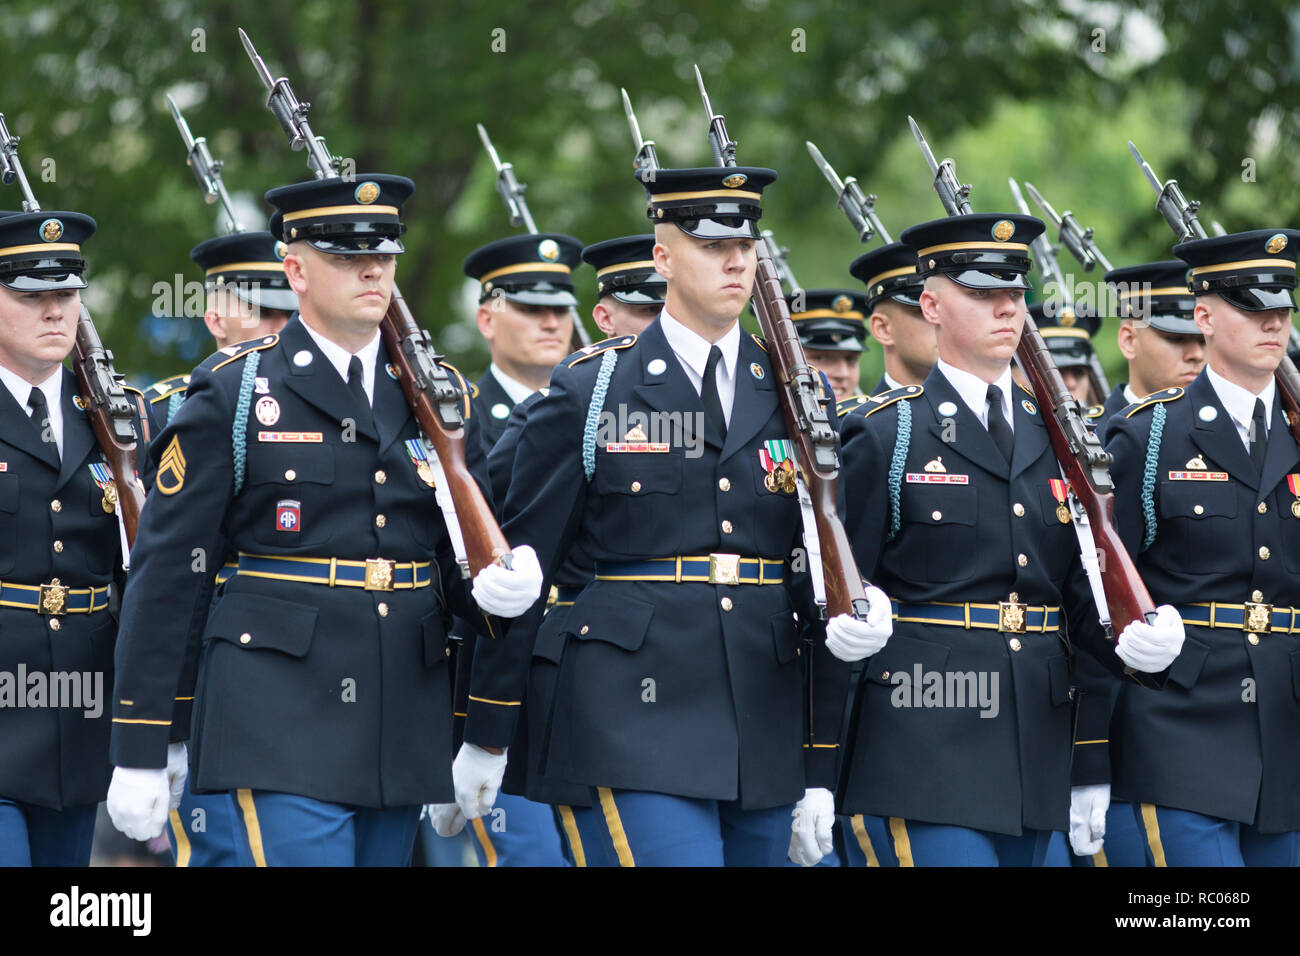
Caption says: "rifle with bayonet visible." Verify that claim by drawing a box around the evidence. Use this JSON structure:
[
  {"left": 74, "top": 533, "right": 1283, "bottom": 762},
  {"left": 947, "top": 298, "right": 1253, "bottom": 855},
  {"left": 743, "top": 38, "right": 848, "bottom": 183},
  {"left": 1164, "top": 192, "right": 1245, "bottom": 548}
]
[
  {"left": 238, "top": 28, "right": 512, "bottom": 578},
  {"left": 805, "top": 141, "right": 893, "bottom": 245},
  {"left": 166, "top": 96, "right": 243, "bottom": 235},
  {"left": 475, "top": 123, "right": 591, "bottom": 346},
  {"left": 0, "top": 113, "right": 146, "bottom": 553},
  {"left": 691, "top": 66, "right": 870, "bottom": 624},
  {"left": 1128, "top": 141, "right": 1300, "bottom": 445},
  {"left": 1009, "top": 179, "right": 1110, "bottom": 403},
  {"left": 908, "top": 116, "right": 1155, "bottom": 637}
]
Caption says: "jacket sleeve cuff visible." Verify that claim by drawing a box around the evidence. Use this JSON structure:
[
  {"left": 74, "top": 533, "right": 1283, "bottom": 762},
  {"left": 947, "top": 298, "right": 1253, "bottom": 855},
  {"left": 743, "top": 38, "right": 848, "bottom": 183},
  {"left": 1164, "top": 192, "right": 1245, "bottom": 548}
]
[
  {"left": 463, "top": 697, "right": 521, "bottom": 751},
  {"left": 110, "top": 719, "right": 172, "bottom": 769},
  {"left": 803, "top": 743, "right": 840, "bottom": 791}
]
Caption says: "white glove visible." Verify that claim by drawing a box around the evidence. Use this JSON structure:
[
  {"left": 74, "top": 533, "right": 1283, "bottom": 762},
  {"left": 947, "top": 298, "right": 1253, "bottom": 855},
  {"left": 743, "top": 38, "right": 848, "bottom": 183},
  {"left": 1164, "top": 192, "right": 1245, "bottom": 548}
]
[
  {"left": 452, "top": 743, "right": 509, "bottom": 820},
  {"left": 106, "top": 766, "right": 171, "bottom": 841},
  {"left": 1116, "top": 604, "right": 1185, "bottom": 673},
  {"left": 1069, "top": 784, "right": 1111, "bottom": 856},
  {"left": 824, "top": 586, "right": 893, "bottom": 662},
  {"left": 788, "top": 787, "right": 836, "bottom": 867},
  {"left": 165, "top": 742, "right": 188, "bottom": 810},
  {"left": 427, "top": 802, "right": 467, "bottom": 837},
  {"left": 472, "top": 544, "right": 544, "bottom": 618}
]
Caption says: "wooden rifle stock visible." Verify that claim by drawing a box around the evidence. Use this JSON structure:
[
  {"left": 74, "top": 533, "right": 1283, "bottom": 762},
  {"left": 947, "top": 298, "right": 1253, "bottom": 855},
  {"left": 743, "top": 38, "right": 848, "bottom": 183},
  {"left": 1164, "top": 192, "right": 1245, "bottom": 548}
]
[
  {"left": 380, "top": 284, "right": 511, "bottom": 576},
  {"left": 1274, "top": 357, "right": 1300, "bottom": 447},
  {"left": 73, "top": 306, "right": 146, "bottom": 548},
  {"left": 750, "top": 242, "right": 869, "bottom": 620},
  {"left": 1016, "top": 316, "right": 1155, "bottom": 637}
]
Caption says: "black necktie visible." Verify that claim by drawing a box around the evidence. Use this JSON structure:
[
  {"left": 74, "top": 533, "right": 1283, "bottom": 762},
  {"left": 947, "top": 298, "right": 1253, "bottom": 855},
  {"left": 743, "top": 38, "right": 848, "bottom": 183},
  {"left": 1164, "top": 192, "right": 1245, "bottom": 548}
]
[
  {"left": 1250, "top": 397, "right": 1268, "bottom": 474},
  {"left": 701, "top": 345, "right": 727, "bottom": 441},
  {"left": 347, "top": 356, "right": 373, "bottom": 431},
  {"left": 986, "top": 383, "right": 1014, "bottom": 464},
  {"left": 27, "top": 387, "right": 57, "bottom": 460}
]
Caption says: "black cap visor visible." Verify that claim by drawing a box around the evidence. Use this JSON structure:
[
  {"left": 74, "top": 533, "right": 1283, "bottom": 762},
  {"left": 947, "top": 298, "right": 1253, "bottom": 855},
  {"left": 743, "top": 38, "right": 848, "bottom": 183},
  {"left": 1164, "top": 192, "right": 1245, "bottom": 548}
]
[{"left": 0, "top": 257, "right": 87, "bottom": 291}]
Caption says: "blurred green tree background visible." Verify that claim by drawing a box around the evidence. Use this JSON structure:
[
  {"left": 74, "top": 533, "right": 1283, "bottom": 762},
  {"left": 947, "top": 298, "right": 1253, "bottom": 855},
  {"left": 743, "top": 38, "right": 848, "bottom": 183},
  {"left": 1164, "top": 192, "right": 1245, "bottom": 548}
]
[{"left": 2, "top": 0, "right": 1297, "bottom": 387}]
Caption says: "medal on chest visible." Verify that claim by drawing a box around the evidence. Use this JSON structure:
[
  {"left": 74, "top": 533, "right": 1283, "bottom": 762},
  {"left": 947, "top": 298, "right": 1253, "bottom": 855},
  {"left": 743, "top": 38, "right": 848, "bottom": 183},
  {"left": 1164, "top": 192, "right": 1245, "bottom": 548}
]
[
  {"left": 758, "top": 439, "right": 797, "bottom": 495},
  {"left": 1049, "top": 478, "right": 1070, "bottom": 524},
  {"left": 1287, "top": 473, "right": 1300, "bottom": 518},
  {"left": 88, "top": 462, "right": 117, "bottom": 513},
  {"left": 405, "top": 439, "right": 437, "bottom": 488}
]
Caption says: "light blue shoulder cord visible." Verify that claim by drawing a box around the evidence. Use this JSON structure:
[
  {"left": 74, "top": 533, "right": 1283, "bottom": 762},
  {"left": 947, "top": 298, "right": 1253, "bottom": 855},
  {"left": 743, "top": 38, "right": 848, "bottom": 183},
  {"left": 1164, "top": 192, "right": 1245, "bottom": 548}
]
[
  {"left": 582, "top": 349, "right": 618, "bottom": 482},
  {"left": 165, "top": 391, "right": 185, "bottom": 425},
  {"left": 1141, "top": 402, "right": 1166, "bottom": 550},
  {"left": 886, "top": 398, "right": 912, "bottom": 541},
  {"left": 232, "top": 351, "right": 261, "bottom": 495}
]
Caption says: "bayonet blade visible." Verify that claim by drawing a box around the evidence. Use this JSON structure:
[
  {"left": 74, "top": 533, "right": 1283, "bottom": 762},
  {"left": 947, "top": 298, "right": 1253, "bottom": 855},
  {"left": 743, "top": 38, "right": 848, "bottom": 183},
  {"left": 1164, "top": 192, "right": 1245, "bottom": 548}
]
[
  {"left": 237, "top": 27, "right": 275, "bottom": 91},
  {"left": 1023, "top": 181, "right": 1062, "bottom": 229},
  {"left": 476, "top": 124, "right": 503, "bottom": 171},
  {"left": 908, "top": 116, "right": 940, "bottom": 175},
  {"left": 1008, "top": 178, "right": 1029, "bottom": 215},
  {"left": 693, "top": 64, "right": 714, "bottom": 122},
  {"left": 621, "top": 88, "right": 643, "bottom": 147},
  {"left": 165, "top": 95, "right": 197, "bottom": 151},
  {"left": 1128, "top": 141, "right": 1163, "bottom": 194},
  {"left": 805, "top": 141, "right": 845, "bottom": 193}
]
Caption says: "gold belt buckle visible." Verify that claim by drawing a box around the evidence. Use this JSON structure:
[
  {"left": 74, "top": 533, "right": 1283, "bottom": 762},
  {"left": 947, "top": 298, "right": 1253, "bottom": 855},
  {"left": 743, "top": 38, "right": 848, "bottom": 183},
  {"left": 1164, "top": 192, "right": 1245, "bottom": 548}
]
[
  {"left": 708, "top": 553, "right": 741, "bottom": 586},
  {"left": 364, "top": 558, "right": 396, "bottom": 591},
  {"left": 40, "top": 578, "right": 69, "bottom": 616},
  {"left": 998, "top": 591, "right": 1027, "bottom": 634},
  {"left": 1244, "top": 600, "right": 1273, "bottom": 634}
]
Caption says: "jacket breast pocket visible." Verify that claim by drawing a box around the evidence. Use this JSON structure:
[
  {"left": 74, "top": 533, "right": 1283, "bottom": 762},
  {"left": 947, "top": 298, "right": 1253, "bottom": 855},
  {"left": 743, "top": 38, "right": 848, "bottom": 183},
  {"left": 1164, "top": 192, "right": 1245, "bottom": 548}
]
[
  {"left": 1276, "top": 487, "right": 1300, "bottom": 573},
  {"left": 895, "top": 483, "right": 978, "bottom": 583},
  {"left": 247, "top": 445, "right": 336, "bottom": 547},
  {"left": 593, "top": 452, "right": 682, "bottom": 556},
  {"left": 1158, "top": 480, "right": 1238, "bottom": 573}
]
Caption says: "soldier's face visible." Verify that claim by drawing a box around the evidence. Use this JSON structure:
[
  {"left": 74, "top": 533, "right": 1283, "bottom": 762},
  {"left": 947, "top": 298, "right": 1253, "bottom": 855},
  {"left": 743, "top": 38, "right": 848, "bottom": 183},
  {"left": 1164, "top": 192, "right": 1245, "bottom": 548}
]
[
  {"left": 287, "top": 245, "right": 395, "bottom": 335},
  {"left": 1195, "top": 296, "right": 1289, "bottom": 382},
  {"left": 871, "top": 301, "right": 937, "bottom": 380},
  {"left": 655, "top": 231, "right": 756, "bottom": 327},
  {"left": 1121, "top": 323, "right": 1204, "bottom": 391},
  {"left": 476, "top": 297, "right": 574, "bottom": 371},
  {"left": 921, "top": 277, "right": 1025, "bottom": 376},
  {"left": 592, "top": 298, "right": 660, "bottom": 338},
  {"left": 206, "top": 291, "right": 292, "bottom": 349},
  {"left": 805, "top": 348, "right": 861, "bottom": 402},
  {"left": 0, "top": 286, "right": 80, "bottom": 381},
  {"left": 1059, "top": 365, "right": 1090, "bottom": 403}
]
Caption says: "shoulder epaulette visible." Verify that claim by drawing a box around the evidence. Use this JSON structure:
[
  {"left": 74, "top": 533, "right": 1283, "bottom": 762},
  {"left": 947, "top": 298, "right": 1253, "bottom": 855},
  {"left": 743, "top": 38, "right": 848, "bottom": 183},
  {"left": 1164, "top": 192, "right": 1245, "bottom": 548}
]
[
  {"left": 1122, "top": 386, "right": 1184, "bottom": 419},
  {"left": 209, "top": 334, "right": 279, "bottom": 373},
  {"left": 751, "top": 333, "right": 767, "bottom": 353},
  {"left": 566, "top": 334, "right": 637, "bottom": 368},
  {"left": 148, "top": 372, "right": 192, "bottom": 404},
  {"left": 836, "top": 394, "right": 872, "bottom": 418},
  {"left": 843, "top": 384, "right": 924, "bottom": 420},
  {"left": 1083, "top": 403, "right": 1106, "bottom": 421}
]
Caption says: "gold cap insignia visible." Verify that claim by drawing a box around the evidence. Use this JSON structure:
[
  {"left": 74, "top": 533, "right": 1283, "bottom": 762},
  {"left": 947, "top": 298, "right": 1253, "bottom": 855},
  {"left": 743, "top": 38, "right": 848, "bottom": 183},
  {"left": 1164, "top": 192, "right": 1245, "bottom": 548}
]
[
  {"left": 1185, "top": 454, "right": 1207, "bottom": 470},
  {"left": 354, "top": 181, "right": 380, "bottom": 205},
  {"left": 832, "top": 294, "right": 852, "bottom": 314},
  {"left": 1267, "top": 233, "right": 1288, "bottom": 255},
  {"left": 1060, "top": 308, "right": 1076, "bottom": 327},
  {"left": 538, "top": 238, "right": 560, "bottom": 262},
  {"left": 722, "top": 173, "right": 748, "bottom": 188},
  {"left": 624, "top": 425, "right": 648, "bottom": 441},
  {"left": 923, "top": 456, "right": 946, "bottom": 473},
  {"left": 274, "top": 241, "right": 288, "bottom": 260},
  {"left": 40, "top": 218, "right": 63, "bottom": 242},
  {"left": 992, "top": 219, "right": 1015, "bottom": 242}
]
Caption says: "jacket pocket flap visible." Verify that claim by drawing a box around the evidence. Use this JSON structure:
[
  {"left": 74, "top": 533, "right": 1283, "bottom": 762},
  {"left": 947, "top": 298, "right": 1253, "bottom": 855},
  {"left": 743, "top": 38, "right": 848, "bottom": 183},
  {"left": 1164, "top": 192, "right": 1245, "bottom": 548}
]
[
  {"left": 570, "top": 589, "right": 654, "bottom": 652},
  {"left": 206, "top": 593, "right": 318, "bottom": 658},
  {"left": 864, "top": 632, "right": 951, "bottom": 685}
]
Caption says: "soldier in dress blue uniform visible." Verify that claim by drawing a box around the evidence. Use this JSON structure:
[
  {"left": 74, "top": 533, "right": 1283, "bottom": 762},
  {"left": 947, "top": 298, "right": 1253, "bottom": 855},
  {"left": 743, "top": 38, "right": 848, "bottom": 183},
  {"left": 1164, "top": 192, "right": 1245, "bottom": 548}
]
[
  {"left": 849, "top": 241, "right": 936, "bottom": 395},
  {"left": 148, "top": 230, "right": 297, "bottom": 868},
  {"left": 449, "top": 165, "right": 891, "bottom": 866},
  {"left": 437, "top": 236, "right": 667, "bottom": 867},
  {"left": 0, "top": 210, "right": 150, "bottom": 865},
  {"left": 103, "top": 173, "right": 541, "bottom": 866},
  {"left": 1104, "top": 228, "right": 1300, "bottom": 866},
  {"left": 835, "top": 212, "right": 1185, "bottom": 866},
  {"left": 1084, "top": 261, "right": 1205, "bottom": 431},
  {"left": 431, "top": 234, "right": 586, "bottom": 868},
  {"left": 789, "top": 289, "right": 867, "bottom": 402},
  {"left": 1070, "top": 260, "right": 1204, "bottom": 867}
]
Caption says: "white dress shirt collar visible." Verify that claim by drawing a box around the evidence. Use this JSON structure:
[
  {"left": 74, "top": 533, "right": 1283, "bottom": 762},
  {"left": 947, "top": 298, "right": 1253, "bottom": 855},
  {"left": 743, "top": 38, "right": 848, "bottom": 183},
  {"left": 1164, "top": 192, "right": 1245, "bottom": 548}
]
[
  {"left": 0, "top": 362, "right": 63, "bottom": 458},
  {"left": 488, "top": 363, "right": 537, "bottom": 405},
  {"left": 300, "top": 320, "right": 381, "bottom": 405},
  {"left": 659, "top": 308, "right": 740, "bottom": 383},
  {"left": 936, "top": 358, "right": 1015, "bottom": 432},
  {"left": 1205, "top": 363, "right": 1274, "bottom": 443}
]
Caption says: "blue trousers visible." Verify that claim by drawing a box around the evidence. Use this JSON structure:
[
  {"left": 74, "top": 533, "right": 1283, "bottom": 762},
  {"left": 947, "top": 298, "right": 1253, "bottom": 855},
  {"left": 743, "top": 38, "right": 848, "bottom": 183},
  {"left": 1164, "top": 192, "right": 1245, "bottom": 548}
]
[
  {"left": 0, "top": 799, "right": 97, "bottom": 866},
  {"left": 167, "top": 780, "right": 242, "bottom": 867},
  {"left": 888, "top": 818, "right": 1069, "bottom": 866},
  {"left": 466, "top": 792, "right": 568, "bottom": 867},
  {"left": 840, "top": 813, "right": 897, "bottom": 866},
  {"left": 591, "top": 788, "right": 793, "bottom": 866},
  {"left": 1134, "top": 804, "right": 1300, "bottom": 867},
  {"left": 555, "top": 804, "right": 614, "bottom": 867},
  {"left": 230, "top": 790, "right": 420, "bottom": 866}
]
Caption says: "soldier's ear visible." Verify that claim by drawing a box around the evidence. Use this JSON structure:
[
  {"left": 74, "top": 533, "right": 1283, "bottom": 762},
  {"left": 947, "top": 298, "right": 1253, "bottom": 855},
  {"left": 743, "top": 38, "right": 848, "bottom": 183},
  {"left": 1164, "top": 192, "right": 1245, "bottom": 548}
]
[
  {"left": 592, "top": 301, "right": 616, "bottom": 336},
  {"left": 918, "top": 287, "right": 942, "bottom": 327},
  {"left": 475, "top": 302, "right": 495, "bottom": 339},
  {"left": 652, "top": 240, "right": 672, "bottom": 281},
  {"left": 869, "top": 310, "right": 893, "bottom": 347},
  {"left": 1192, "top": 299, "right": 1214, "bottom": 338},
  {"left": 283, "top": 252, "right": 308, "bottom": 294},
  {"left": 1116, "top": 320, "right": 1139, "bottom": 361}
]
